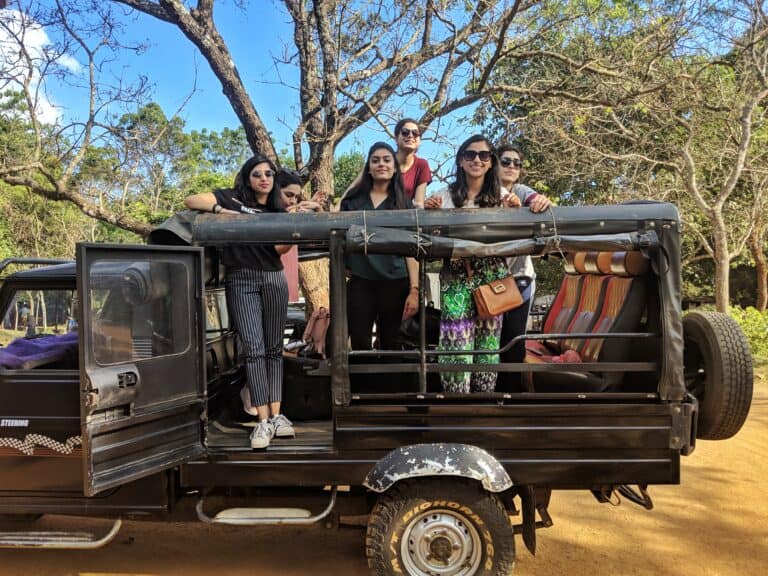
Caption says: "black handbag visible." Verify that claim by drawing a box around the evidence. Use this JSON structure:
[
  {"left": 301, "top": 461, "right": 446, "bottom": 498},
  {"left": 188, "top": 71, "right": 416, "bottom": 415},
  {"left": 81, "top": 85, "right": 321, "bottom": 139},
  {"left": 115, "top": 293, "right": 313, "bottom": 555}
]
[{"left": 398, "top": 305, "right": 441, "bottom": 347}]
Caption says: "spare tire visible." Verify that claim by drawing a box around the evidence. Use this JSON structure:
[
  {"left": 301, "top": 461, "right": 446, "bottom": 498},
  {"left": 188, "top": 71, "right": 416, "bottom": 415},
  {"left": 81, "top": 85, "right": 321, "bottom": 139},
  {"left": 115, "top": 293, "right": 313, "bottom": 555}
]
[{"left": 683, "top": 311, "right": 753, "bottom": 440}]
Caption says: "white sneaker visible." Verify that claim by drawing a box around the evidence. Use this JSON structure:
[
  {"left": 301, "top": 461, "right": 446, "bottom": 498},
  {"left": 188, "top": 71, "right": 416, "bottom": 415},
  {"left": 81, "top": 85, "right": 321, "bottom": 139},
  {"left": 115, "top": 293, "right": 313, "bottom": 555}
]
[
  {"left": 250, "top": 420, "right": 274, "bottom": 449},
  {"left": 271, "top": 414, "right": 295, "bottom": 438},
  {"left": 240, "top": 385, "right": 260, "bottom": 417}
]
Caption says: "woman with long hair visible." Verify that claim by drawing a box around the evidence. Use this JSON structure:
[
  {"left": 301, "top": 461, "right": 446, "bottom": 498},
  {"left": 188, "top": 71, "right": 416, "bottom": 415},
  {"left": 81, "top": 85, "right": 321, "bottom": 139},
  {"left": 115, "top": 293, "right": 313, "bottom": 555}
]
[
  {"left": 424, "top": 135, "right": 519, "bottom": 393},
  {"left": 495, "top": 144, "right": 552, "bottom": 388},
  {"left": 184, "top": 154, "right": 294, "bottom": 449},
  {"left": 340, "top": 142, "right": 419, "bottom": 351}
]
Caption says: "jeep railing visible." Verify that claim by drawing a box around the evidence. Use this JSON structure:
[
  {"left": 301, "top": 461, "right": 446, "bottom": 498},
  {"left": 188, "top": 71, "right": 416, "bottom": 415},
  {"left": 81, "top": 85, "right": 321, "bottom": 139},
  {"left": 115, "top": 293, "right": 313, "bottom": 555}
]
[{"left": 149, "top": 203, "right": 686, "bottom": 405}]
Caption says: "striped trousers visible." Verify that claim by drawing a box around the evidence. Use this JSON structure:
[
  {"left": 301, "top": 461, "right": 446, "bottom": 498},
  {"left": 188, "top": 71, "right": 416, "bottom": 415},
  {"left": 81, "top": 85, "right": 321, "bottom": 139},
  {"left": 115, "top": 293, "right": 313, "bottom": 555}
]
[{"left": 226, "top": 267, "right": 288, "bottom": 406}]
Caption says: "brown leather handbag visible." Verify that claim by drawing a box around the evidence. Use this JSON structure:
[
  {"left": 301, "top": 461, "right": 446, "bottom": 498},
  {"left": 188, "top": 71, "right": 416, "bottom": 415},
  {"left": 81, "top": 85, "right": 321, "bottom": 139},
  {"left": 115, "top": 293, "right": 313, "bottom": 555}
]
[{"left": 473, "top": 276, "right": 524, "bottom": 319}]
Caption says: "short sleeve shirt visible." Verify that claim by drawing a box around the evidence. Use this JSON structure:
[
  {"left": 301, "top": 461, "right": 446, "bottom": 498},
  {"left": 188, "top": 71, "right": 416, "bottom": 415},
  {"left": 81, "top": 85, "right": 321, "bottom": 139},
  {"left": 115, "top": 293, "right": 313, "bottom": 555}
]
[
  {"left": 340, "top": 192, "right": 413, "bottom": 280},
  {"left": 212, "top": 188, "right": 283, "bottom": 271},
  {"left": 401, "top": 156, "right": 432, "bottom": 200}
]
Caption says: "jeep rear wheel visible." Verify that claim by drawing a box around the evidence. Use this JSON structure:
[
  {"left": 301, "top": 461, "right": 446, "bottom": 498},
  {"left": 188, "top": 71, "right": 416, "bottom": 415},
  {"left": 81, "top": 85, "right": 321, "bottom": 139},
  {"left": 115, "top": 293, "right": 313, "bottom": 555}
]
[
  {"left": 365, "top": 479, "right": 515, "bottom": 576},
  {"left": 683, "top": 311, "right": 753, "bottom": 440}
]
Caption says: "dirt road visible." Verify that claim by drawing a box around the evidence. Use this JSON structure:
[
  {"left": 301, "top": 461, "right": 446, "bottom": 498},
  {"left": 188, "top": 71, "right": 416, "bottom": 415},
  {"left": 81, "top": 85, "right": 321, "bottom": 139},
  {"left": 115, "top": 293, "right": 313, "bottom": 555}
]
[{"left": 1, "top": 384, "right": 766, "bottom": 576}]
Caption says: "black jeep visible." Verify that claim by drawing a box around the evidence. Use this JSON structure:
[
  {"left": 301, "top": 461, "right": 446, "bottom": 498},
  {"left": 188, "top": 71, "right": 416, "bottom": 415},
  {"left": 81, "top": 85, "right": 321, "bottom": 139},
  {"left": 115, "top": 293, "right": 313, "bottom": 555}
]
[{"left": 0, "top": 203, "right": 753, "bottom": 575}]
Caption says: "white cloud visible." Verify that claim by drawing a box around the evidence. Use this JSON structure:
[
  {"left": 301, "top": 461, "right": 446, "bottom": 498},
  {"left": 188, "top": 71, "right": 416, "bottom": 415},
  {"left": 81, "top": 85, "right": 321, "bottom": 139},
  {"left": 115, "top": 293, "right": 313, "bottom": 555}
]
[{"left": 0, "top": 8, "right": 81, "bottom": 123}]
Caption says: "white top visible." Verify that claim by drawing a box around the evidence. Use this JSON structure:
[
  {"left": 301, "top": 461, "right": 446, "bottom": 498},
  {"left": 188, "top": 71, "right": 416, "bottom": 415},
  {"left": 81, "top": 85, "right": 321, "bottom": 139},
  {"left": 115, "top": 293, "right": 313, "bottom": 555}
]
[{"left": 429, "top": 185, "right": 536, "bottom": 282}]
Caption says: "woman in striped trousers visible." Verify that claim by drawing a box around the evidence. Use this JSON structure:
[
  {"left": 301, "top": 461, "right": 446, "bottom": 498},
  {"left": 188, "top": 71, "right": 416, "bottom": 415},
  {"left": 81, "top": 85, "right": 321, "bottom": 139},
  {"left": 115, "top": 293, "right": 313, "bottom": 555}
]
[{"left": 185, "top": 154, "right": 294, "bottom": 449}]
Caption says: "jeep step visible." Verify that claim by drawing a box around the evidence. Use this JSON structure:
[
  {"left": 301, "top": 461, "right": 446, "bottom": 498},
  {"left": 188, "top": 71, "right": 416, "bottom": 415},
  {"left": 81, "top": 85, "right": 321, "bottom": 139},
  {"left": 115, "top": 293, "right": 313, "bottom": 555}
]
[
  {"left": 195, "top": 487, "right": 337, "bottom": 526},
  {"left": 0, "top": 518, "right": 122, "bottom": 549}
]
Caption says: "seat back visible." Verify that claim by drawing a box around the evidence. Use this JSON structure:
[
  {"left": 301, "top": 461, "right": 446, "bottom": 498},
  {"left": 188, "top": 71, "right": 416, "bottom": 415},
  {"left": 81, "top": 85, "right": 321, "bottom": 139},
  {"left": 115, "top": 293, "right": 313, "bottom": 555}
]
[{"left": 580, "top": 252, "right": 650, "bottom": 363}]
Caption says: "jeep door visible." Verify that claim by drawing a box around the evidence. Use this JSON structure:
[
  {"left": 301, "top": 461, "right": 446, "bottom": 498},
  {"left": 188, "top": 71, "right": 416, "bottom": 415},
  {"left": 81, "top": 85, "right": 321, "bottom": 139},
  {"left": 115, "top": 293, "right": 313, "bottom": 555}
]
[{"left": 78, "top": 244, "right": 205, "bottom": 496}]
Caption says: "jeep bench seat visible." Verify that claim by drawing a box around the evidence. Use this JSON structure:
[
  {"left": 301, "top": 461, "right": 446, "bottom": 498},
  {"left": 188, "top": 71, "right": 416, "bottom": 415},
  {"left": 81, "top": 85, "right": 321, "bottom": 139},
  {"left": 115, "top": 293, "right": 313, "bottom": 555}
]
[{"left": 524, "top": 251, "right": 651, "bottom": 392}]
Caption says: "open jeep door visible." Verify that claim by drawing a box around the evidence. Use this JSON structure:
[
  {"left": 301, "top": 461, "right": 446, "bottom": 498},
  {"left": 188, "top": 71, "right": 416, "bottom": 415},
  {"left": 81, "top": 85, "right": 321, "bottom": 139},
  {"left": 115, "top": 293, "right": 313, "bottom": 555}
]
[{"left": 77, "top": 244, "right": 206, "bottom": 496}]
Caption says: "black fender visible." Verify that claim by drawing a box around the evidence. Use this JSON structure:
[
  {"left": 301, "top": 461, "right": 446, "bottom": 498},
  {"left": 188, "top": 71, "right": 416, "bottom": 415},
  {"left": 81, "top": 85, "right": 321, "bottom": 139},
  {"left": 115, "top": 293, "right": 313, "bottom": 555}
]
[{"left": 363, "top": 443, "right": 513, "bottom": 493}]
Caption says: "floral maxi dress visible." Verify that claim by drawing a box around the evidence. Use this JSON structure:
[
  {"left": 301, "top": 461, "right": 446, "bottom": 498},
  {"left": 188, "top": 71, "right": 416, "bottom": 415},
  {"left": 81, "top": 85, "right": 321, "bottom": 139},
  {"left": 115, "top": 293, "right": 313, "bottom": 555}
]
[{"left": 439, "top": 256, "right": 510, "bottom": 393}]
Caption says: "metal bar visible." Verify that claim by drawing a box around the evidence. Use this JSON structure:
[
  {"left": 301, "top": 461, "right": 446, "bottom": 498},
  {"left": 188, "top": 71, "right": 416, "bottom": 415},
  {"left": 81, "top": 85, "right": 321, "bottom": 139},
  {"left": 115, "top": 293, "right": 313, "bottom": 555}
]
[
  {"left": 349, "top": 392, "right": 660, "bottom": 401},
  {"left": 0, "top": 257, "right": 72, "bottom": 276},
  {"left": 311, "top": 360, "right": 657, "bottom": 376},
  {"left": 342, "top": 362, "right": 656, "bottom": 374},
  {"left": 418, "top": 257, "right": 427, "bottom": 393},
  {"left": 0, "top": 519, "right": 122, "bottom": 549},
  {"left": 329, "top": 232, "right": 350, "bottom": 406},
  {"left": 347, "top": 332, "right": 657, "bottom": 358},
  {"left": 195, "top": 487, "right": 337, "bottom": 526},
  {"left": 191, "top": 204, "right": 680, "bottom": 245}
]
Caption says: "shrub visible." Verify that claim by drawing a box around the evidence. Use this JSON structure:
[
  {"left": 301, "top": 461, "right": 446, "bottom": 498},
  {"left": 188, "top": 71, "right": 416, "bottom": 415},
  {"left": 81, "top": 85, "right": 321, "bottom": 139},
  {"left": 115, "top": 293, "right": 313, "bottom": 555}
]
[{"left": 728, "top": 306, "right": 768, "bottom": 361}]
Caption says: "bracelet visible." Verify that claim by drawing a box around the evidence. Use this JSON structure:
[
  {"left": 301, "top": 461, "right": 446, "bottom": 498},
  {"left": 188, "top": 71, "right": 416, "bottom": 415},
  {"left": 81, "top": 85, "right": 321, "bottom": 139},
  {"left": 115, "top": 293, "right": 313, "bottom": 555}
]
[
  {"left": 409, "top": 285, "right": 419, "bottom": 292},
  {"left": 212, "top": 203, "right": 222, "bottom": 214}
]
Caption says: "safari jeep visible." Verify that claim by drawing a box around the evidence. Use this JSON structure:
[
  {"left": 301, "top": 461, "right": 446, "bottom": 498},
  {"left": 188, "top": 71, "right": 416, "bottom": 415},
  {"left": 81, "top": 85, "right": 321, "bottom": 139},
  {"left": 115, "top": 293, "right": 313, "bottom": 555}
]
[{"left": 0, "top": 203, "right": 753, "bottom": 576}]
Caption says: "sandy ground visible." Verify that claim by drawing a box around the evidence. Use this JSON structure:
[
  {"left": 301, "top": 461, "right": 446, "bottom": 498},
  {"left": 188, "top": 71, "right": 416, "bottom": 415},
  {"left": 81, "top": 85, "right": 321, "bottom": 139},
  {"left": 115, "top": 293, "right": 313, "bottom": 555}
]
[{"left": 1, "top": 383, "right": 766, "bottom": 576}]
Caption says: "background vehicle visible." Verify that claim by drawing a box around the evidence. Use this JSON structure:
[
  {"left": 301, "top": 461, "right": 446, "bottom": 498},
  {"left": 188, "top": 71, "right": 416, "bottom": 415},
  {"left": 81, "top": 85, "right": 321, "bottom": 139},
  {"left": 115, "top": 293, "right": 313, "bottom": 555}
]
[{"left": 0, "top": 204, "right": 753, "bottom": 575}]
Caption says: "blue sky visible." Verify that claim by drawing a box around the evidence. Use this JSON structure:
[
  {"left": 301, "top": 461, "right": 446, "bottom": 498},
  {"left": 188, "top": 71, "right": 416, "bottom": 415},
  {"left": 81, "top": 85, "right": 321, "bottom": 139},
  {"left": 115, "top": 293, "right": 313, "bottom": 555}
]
[{"left": 29, "top": 2, "right": 465, "bottom": 175}]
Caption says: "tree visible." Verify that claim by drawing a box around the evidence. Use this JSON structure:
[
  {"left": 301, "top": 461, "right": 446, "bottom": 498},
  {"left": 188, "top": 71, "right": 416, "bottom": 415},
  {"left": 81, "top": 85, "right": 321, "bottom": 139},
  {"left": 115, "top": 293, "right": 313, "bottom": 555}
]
[{"left": 479, "top": 0, "right": 768, "bottom": 311}]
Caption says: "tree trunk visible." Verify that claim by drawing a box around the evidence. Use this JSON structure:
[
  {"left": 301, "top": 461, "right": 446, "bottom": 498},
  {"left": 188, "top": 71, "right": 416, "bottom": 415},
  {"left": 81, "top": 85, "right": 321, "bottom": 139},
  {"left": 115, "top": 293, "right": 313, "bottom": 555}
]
[
  {"left": 712, "top": 218, "right": 730, "bottom": 312},
  {"left": 748, "top": 228, "right": 767, "bottom": 311},
  {"left": 299, "top": 153, "right": 334, "bottom": 314}
]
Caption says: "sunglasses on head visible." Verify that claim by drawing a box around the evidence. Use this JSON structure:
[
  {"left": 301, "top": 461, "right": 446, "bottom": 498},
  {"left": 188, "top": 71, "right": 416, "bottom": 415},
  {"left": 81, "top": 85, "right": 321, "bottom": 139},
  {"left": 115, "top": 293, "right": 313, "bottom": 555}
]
[
  {"left": 400, "top": 128, "right": 420, "bottom": 138},
  {"left": 500, "top": 157, "right": 523, "bottom": 168},
  {"left": 462, "top": 150, "right": 493, "bottom": 162},
  {"left": 250, "top": 170, "right": 274, "bottom": 179}
]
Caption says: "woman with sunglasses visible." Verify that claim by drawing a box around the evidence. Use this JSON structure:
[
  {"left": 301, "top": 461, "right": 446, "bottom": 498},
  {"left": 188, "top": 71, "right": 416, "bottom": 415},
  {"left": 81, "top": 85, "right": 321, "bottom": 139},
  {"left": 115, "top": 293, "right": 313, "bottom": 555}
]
[
  {"left": 184, "top": 154, "right": 294, "bottom": 450},
  {"left": 394, "top": 118, "right": 432, "bottom": 208},
  {"left": 496, "top": 144, "right": 552, "bottom": 389},
  {"left": 340, "top": 142, "right": 420, "bottom": 352},
  {"left": 424, "top": 135, "right": 519, "bottom": 393},
  {"left": 339, "top": 118, "right": 432, "bottom": 208}
]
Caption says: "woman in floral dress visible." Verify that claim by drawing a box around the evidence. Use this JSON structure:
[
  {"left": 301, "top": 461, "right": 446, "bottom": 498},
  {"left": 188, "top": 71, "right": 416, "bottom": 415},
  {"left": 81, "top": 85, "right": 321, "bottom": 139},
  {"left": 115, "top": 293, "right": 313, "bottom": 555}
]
[{"left": 424, "top": 135, "right": 521, "bottom": 393}]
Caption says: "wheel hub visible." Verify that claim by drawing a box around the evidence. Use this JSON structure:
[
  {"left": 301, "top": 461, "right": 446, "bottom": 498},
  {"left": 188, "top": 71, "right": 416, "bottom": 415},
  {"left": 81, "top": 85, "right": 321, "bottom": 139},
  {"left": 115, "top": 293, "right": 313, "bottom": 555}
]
[{"left": 401, "top": 509, "right": 482, "bottom": 575}]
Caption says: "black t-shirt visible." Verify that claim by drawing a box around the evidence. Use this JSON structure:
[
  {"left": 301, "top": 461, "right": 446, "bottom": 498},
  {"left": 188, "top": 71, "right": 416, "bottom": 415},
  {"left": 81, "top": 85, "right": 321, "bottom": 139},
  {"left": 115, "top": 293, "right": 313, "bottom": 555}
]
[
  {"left": 213, "top": 188, "right": 283, "bottom": 271},
  {"left": 340, "top": 191, "right": 413, "bottom": 280}
]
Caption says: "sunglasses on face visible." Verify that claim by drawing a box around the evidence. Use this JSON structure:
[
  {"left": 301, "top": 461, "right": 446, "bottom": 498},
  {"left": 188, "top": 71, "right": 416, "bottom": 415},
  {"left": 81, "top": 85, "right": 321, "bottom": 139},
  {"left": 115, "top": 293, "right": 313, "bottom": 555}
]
[
  {"left": 400, "top": 128, "right": 420, "bottom": 138},
  {"left": 500, "top": 157, "right": 523, "bottom": 168},
  {"left": 250, "top": 170, "right": 274, "bottom": 179},
  {"left": 462, "top": 150, "right": 492, "bottom": 162}
]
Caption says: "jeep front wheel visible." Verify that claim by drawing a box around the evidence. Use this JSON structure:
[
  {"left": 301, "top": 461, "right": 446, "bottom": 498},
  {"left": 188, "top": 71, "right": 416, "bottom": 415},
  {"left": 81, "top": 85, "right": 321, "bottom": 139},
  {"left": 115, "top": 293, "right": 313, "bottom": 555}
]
[
  {"left": 365, "top": 479, "right": 515, "bottom": 576},
  {"left": 683, "top": 311, "right": 753, "bottom": 440}
]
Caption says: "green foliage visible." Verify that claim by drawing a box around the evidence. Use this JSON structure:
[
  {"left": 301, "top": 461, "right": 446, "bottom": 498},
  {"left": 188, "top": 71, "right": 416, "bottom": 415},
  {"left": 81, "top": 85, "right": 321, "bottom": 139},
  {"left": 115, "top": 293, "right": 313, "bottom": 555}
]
[
  {"left": 333, "top": 151, "right": 365, "bottom": 199},
  {"left": 729, "top": 307, "right": 768, "bottom": 360}
]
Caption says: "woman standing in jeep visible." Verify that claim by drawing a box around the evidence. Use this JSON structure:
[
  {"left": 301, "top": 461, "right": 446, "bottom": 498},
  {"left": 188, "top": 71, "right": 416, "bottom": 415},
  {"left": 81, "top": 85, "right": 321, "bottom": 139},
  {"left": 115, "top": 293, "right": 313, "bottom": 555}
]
[
  {"left": 394, "top": 118, "right": 432, "bottom": 208},
  {"left": 184, "top": 154, "right": 294, "bottom": 450},
  {"left": 424, "top": 135, "right": 520, "bottom": 393},
  {"left": 340, "top": 142, "right": 419, "bottom": 351},
  {"left": 496, "top": 143, "right": 552, "bottom": 388}
]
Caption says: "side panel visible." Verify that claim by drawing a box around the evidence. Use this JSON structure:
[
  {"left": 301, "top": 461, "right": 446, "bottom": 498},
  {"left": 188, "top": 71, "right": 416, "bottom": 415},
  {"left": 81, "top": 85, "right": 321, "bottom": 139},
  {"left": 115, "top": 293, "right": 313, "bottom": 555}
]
[
  {"left": 180, "top": 402, "right": 682, "bottom": 489},
  {"left": 78, "top": 244, "right": 206, "bottom": 496}
]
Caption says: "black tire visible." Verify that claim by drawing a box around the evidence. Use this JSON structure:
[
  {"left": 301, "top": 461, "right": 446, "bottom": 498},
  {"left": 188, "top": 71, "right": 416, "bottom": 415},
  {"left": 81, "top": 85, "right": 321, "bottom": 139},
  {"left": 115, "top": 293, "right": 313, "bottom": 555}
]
[
  {"left": 683, "top": 311, "right": 753, "bottom": 440},
  {"left": 366, "top": 479, "right": 515, "bottom": 576}
]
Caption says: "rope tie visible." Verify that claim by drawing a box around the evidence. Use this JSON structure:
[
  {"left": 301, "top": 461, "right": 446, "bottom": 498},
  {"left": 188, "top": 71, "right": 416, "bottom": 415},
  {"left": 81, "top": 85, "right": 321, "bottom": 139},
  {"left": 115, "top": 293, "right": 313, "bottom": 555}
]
[
  {"left": 548, "top": 206, "right": 565, "bottom": 260},
  {"left": 411, "top": 208, "right": 428, "bottom": 257},
  {"left": 362, "top": 210, "right": 376, "bottom": 256}
]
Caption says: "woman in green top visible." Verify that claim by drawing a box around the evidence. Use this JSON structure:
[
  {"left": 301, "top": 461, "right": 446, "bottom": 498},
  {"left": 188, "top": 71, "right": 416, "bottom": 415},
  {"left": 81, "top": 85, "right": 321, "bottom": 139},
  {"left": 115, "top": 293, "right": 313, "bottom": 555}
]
[{"left": 340, "top": 142, "right": 419, "bottom": 350}]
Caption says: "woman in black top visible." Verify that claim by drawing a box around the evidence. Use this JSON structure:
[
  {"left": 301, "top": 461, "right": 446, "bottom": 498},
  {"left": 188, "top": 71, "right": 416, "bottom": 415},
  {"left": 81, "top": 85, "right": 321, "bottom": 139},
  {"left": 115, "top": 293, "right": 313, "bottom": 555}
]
[
  {"left": 340, "top": 142, "right": 419, "bottom": 351},
  {"left": 184, "top": 154, "right": 293, "bottom": 450}
]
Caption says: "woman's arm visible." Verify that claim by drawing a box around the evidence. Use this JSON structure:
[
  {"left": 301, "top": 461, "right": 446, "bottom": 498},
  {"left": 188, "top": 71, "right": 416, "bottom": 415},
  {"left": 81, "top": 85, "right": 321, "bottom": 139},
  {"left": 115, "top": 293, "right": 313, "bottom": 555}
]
[
  {"left": 184, "top": 192, "right": 218, "bottom": 212},
  {"left": 184, "top": 191, "right": 238, "bottom": 214},
  {"left": 403, "top": 257, "right": 420, "bottom": 319},
  {"left": 413, "top": 182, "right": 428, "bottom": 209}
]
